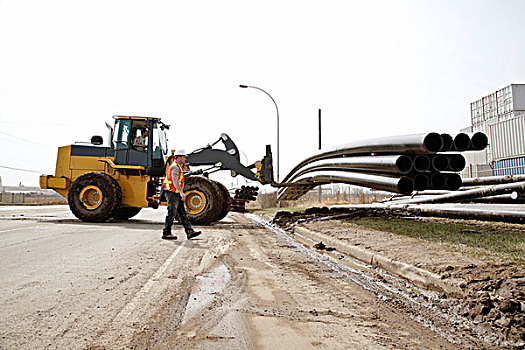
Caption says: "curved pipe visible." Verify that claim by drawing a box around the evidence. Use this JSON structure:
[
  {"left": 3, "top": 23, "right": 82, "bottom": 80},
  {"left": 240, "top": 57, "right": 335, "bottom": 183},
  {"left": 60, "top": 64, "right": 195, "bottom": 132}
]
[
  {"left": 278, "top": 170, "right": 414, "bottom": 199},
  {"left": 281, "top": 133, "right": 443, "bottom": 184},
  {"left": 285, "top": 155, "right": 414, "bottom": 178}
]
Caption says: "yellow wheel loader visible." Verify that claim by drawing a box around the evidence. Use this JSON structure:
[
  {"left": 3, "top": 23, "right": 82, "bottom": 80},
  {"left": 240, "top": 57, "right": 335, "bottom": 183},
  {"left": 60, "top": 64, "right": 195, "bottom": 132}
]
[{"left": 40, "top": 116, "right": 274, "bottom": 224}]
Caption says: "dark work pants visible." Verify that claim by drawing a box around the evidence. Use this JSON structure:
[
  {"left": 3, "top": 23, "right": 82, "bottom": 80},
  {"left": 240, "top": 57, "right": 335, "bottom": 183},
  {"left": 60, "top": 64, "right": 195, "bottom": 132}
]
[{"left": 163, "top": 190, "right": 193, "bottom": 235}]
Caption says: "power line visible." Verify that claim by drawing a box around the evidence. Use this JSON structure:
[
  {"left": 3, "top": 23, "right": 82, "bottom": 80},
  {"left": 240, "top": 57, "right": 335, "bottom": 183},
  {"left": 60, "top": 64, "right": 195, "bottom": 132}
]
[
  {"left": 0, "top": 121, "right": 81, "bottom": 127},
  {"left": 0, "top": 165, "right": 45, "bottom": 173},
  {"left": 0, "top": 131, "right": 53, "bottom": 147}
]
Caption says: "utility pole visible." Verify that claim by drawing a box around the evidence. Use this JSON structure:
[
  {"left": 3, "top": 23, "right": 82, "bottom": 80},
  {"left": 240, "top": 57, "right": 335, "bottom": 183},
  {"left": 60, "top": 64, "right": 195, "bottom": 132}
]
[{"left": 318, "top": 109, "right": 322, "bottom": 203}]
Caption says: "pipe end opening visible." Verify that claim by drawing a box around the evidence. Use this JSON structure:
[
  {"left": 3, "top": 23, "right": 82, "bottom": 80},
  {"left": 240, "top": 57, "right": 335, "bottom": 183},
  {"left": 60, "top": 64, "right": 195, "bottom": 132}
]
[
  {"left": 398, "top": 177, "right": 414, "bottom": 195},
  {"left": 471, "top": 132, "right": 488, "bottom": 151},
  {"left": 424, "top": 132, "right": 443, "bottom": 153},
  {"left": 454, "top": 133, "right": 470, "bottom": 151}
]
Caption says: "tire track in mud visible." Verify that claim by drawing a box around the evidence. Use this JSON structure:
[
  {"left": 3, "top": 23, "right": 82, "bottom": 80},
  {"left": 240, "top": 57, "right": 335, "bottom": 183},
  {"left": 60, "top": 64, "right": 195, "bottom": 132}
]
[{"left": 118, "top": 217, "right": 254, "bottom": 350}]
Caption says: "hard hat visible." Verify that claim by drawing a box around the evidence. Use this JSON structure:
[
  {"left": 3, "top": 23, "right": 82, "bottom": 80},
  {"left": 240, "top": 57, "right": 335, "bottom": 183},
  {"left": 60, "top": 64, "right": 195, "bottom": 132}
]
[{"left": 174, "top": 149, "right": 187, "bottom": 156}]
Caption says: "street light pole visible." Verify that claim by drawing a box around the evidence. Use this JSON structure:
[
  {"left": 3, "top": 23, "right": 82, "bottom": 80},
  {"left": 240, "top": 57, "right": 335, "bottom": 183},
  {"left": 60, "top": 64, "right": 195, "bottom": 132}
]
[{"left": 239, "top": 85, "right": 280, "bottom": 183}]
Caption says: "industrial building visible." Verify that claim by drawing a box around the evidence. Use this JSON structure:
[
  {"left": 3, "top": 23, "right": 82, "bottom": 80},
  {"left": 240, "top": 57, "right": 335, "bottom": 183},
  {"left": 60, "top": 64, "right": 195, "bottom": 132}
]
[{"left": 462, "top": 84, "right": 525, "bottom": 178}]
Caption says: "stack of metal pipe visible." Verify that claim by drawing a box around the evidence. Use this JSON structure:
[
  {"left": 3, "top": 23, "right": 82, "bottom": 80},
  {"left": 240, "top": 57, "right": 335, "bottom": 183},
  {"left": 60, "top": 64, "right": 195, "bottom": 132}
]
[
  {"left": 278, "top": 132, "right": 488, "bottom": 201},
  {"left": 234, "top": 185, "right": 259, "bottom": 202},
  {"left": 231, "top": 185, "right": 259, "bottom": 213},
  {"left": 382, "top": 174, "right": 525, "bottom": 205}
]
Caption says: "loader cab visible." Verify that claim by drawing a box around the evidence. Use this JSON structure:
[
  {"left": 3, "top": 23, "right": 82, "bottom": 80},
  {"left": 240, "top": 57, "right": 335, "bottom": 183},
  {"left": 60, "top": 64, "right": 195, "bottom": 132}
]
[{"left": 112, "top": 116, "right": 169, "bottom": 176}]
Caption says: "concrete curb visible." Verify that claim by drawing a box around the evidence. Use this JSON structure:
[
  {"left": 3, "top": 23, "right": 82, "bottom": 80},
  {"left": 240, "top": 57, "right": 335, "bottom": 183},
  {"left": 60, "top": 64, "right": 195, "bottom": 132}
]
[{"left": 294, "top": 226, "right": 465, "bottom": 297}]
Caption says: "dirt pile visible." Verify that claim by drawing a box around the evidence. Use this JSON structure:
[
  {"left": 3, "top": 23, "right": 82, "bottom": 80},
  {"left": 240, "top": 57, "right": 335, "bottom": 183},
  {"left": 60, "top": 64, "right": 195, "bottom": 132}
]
[
  {"left": 459, "top": 265, "right": 524, "bottom": 344},
  {"left": 271, "top": 207, "right": 525, "bottom": 347}
]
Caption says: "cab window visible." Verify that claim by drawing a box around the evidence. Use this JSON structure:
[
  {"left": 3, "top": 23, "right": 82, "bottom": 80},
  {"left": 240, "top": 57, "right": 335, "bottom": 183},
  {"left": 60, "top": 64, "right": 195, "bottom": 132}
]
[{"left": 115, "top": 119, "right": 132, "bottom": 150}]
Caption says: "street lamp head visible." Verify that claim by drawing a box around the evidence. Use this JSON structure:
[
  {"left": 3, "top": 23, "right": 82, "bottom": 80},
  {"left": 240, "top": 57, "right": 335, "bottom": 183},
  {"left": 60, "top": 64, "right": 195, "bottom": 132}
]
[{"left": 239, "top": 85, "right": 249, "bottom": 88}]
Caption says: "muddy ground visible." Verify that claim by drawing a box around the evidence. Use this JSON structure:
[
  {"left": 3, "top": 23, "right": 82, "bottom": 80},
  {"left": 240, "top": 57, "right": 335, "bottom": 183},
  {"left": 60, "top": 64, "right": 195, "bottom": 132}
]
[
  {"left": 271, "top": 207, "right": 525, "bottom": 348},
  {"left": 1, "top": 206, "right": 523, "bottom": 349}
]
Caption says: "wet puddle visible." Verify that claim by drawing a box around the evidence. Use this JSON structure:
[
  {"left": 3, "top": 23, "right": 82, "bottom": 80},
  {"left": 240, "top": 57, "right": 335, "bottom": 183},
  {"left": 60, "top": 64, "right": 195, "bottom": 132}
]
[{"left": 182, "top": 262, "right": 231, "bottom": 325}]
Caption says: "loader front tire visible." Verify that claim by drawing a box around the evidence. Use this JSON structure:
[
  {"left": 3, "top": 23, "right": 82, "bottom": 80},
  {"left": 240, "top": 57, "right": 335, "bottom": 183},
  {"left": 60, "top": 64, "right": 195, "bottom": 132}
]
[
  {"left": 184, "top": 176, "right": 221, "bottom": 225},
  {"left": 210, "top": 180, "right": 231, "bottom": 222},
  {"left": 68, "top": 172, "right": 122, "bottom": 222}
]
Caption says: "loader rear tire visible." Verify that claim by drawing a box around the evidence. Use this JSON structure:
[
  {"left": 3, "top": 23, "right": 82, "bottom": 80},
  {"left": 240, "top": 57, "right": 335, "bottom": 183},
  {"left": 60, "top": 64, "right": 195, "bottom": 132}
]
[
  {"left": 210, "top": 180, "right": 231, "bottom": 222},
  {"left": 68, "top": 172, "right": 122, "bottom": 222},
  {"left": 184, "top": 176, "right": 221, "bottom": 225},
  {"left": 112, "top": 206, "right": 142, "bottom": 220}
]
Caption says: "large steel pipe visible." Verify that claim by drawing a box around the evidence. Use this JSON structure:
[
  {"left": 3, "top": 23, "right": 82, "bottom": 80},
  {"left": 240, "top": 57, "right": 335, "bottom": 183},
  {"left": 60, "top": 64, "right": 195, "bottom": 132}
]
[
  {"left": 447, "top": 154, "right": 466, "bottom": 172},
  {"left": 395, "top": 205, "right": 525, "bottom": 224},
  {"left": 453, "top": 133, "right": 470, "bottom": 151},
  {"left": 430, "top": 154, "right": 466, "bottom": 172},
  {"left": 279, "top": 170, "right": 415, "bottom": 199},
  {"left": 284, "top": 155, "right": 414, "bottom": 179},
  {"left": 399, "top": 180, "right": 525, "bottom": 204},
  {"left": 461, "top": 174, "right": 525, "bottom": 187},
  {"left": 440, "top": 133, "right": 454, "bottom": 152},
  {"left": 431, "top": 154, "right": 449, "bottom": 171},
  {"left": 429, "top": 172, "right": 446, "bottom": 190},
  {"left": 470, "top": 132, "right": 488, "bottom": 151},
  {"left": 413, "top": 155, "right": 431, "bottom": 172},
  {"left": 412, "top": 173, "right": 429, "bottom": 191},
  {"left": 458, "top": 192, "right": 524, "bottom": 204},
  {"left": 444, "top": 173, "right": 462, "bottom": 191},
  {"left": 281, "top": 133, "right": 443, "bottom": 184}
]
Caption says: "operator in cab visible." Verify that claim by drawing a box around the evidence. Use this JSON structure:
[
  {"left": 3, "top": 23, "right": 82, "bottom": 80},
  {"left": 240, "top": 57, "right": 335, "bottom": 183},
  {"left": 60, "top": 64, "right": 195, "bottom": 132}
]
[
  {"left": 162, "top": 149, "right": 202, "bottom": 240},
  {"left": 133, "top": 129, "right": 148, "bottom": 150}
]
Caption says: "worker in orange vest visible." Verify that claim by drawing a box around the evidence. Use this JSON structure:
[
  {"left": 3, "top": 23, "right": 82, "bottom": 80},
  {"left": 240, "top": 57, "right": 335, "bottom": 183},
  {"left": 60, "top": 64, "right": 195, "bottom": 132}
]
[{"left": 162, "top": 149, "right": 201, "bottom": 240}]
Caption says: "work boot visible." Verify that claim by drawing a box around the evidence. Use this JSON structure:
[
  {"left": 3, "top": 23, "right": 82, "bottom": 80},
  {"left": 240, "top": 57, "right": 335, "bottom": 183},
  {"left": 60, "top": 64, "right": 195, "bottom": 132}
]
[
  {"left": 186, "top": 228, "right": 202, "bottom": 239},
  {"left": 162, "top": 233, "right": 177, "bottom": 240}
]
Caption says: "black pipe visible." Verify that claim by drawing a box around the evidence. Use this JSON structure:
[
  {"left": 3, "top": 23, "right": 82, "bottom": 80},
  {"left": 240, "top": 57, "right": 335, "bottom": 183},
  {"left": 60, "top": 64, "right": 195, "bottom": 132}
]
[
  {"left": 431, "top": 154, "right": 448, "bottom": 171},
  {"left": 413, "top": 155, "right": 431, "bottom": 172},
  {"left": 444, "top": 173, "right": 462, "bottom": 191},
  {"left": 440, "top": 133, "right": 454, "bottom": 152},
  {"left": 447, "top": 154, "right": 466, "bottom": 172},
  {"left": 279, "top": 170, "right": 414, "bottom": 198},
  {"left": 412, "top": 173, "right": 429, "bottom": 191},
  {"left": 429, "top": 173, "right": 446, "bottom": 190},
  {"left": 281, "top": 133, "right": 443, "bottom": 184},
  {"left": 470, "top": 132, "right": 488, "bottom": 151},
  {"left": 453, "top": 133, "right": 470, "bottom": 151},
  {"left": 287, "top": 155, "right": 415, "bottom": 177}
]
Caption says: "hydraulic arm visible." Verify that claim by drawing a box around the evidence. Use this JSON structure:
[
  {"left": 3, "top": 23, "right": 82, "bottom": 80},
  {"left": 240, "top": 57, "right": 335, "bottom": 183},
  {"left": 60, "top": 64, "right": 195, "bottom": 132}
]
[{"left": 185, "top": 133, "right": 274, "bottom": 184}]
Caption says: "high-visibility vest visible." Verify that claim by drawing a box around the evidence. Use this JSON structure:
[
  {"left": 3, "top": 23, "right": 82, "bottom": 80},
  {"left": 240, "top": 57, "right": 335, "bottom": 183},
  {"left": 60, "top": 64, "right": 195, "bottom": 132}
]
[
  {"left": 163, "top": 163, "right": 185, "bottom": 193},
  {"left": 135, "top": 135, "right": 145, "bottom": 146}
]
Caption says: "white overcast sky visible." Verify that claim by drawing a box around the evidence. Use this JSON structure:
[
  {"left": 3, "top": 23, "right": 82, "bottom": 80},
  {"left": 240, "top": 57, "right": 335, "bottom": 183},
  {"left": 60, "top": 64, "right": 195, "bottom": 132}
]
[{"left": 1, "top": 0, "right": 525, "bottom": 187}]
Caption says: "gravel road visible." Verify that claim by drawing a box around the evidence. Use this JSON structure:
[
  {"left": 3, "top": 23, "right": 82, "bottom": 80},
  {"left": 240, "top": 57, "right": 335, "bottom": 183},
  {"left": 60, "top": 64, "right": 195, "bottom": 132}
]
[{"left": 0, "top": 205, "right": 488, "bottom": 349}]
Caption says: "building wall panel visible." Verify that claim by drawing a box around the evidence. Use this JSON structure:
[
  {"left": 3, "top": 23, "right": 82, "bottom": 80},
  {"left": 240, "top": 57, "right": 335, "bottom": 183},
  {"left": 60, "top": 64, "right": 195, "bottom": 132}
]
[
  {"left": 512, "top": 84, "right": 525, "bottom": 111},
  {"left": 488, "top": 114, "right": 525, "bottom": 161}
]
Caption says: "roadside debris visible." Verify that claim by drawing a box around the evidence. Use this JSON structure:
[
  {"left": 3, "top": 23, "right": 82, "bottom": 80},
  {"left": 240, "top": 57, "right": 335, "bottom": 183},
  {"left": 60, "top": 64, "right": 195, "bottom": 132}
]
[
  {"left": 270, "top": 207, "right": 525, "bottom": 347},
  {"left": 313, "top": 241, "right": 336, "bottom": 251}
]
